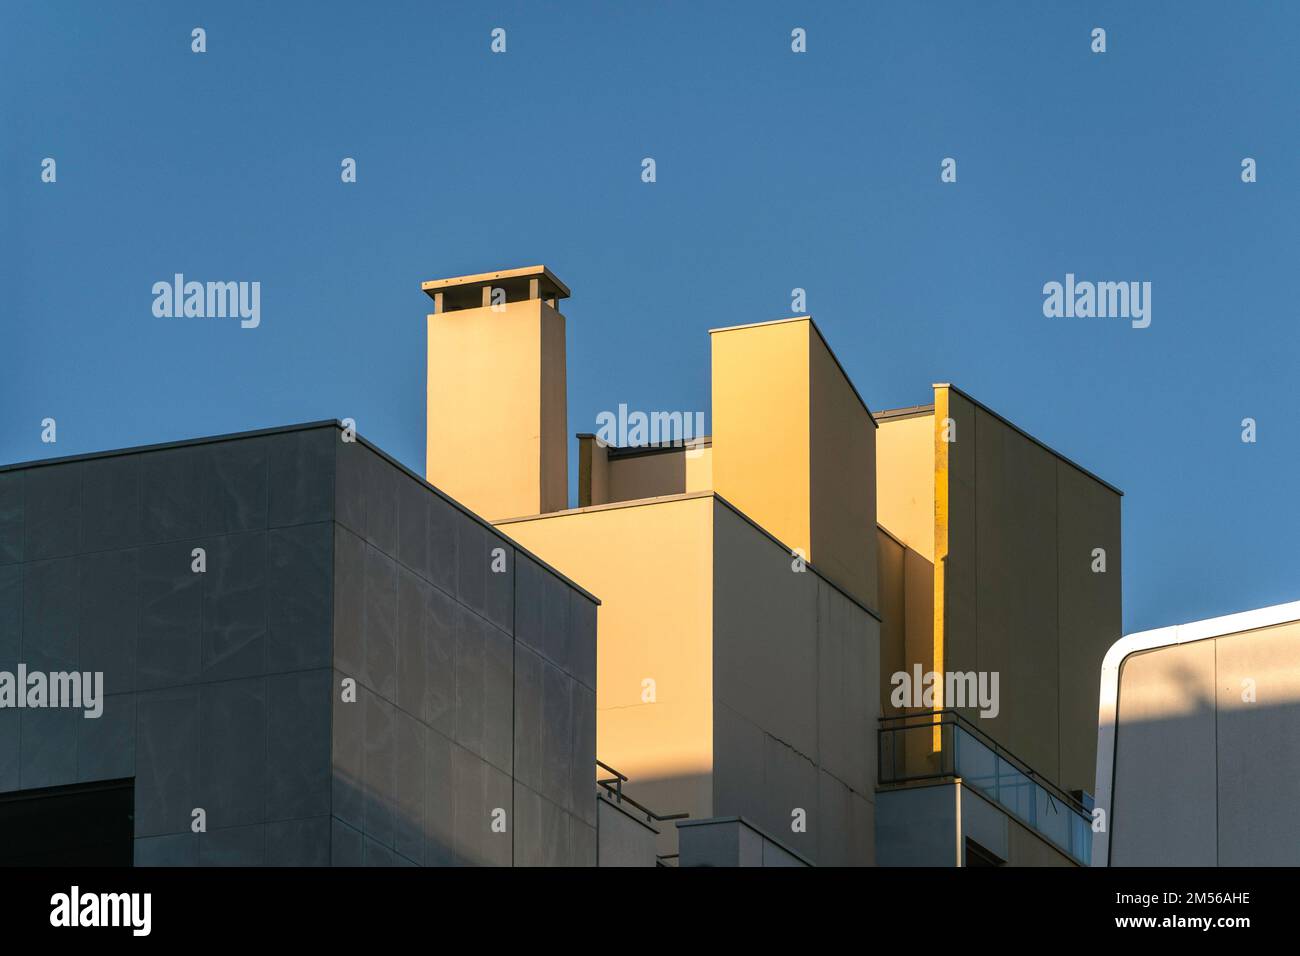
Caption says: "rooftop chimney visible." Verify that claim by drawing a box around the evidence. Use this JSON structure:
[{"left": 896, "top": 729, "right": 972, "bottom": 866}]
[
  {"left": 422, "top": 266, "right": 570, "bottom": 521},
  {"left": 709, "top": 316, "right": 878, "bottom": 608}
]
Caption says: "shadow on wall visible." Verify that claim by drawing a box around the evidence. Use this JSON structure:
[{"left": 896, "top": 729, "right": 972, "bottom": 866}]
[
  {"left": 1109, "top": 652, "right": 1300, "bottom": 867},
  {"left": 326, "top": 764, "right": 598, "bottom": 867},
  {"left": 127, "top": 763, "right": 599, "bottom": 868},
  {"left": 877, "top": 532, "right": 934, "bottom": 721},
  {"left": 627, "top": 762, "right": 875, "bottom": 867},
  {"left": 592, "top": 770, "right": 707, "bottom": 864}
]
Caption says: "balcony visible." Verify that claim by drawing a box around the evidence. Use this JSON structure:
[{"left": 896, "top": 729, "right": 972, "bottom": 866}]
[{"left": 879, "top": 710, "right": 1093, "bottom": 865}]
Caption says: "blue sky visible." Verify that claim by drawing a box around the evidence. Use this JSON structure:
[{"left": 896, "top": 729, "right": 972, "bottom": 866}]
[{"left": 3, "top": 1, "right": 1297, "bottom": 633}]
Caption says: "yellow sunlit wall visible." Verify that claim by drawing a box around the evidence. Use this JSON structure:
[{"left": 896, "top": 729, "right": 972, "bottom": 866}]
[
  {"left": 578, "top": 441, "right": 714, "bottom": 508},
  {"left": 499, "top": 492, "right": 879, "bottom": 864},
  {"left": 711, "top": 317, "right": 876, "bottom": 608},
  {"left": 426, "top": 296, "right": 568, "bottom": 521},
  {"left": 875, "top": 385, "right": 1122, "bottom": 796},
  {"left": 420, "top": 265, "right": 1123, "bottom": 866},
  {"left": 498, "top": 495, "right": 717, "bottom": 830}
]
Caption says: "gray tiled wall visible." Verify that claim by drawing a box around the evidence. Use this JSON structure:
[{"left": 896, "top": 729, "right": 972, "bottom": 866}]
[
  {"left": 331, "top": 436, "right": 597, "bottom": 866},
  {"left": 0, "top": 423, "right": 598, "bottom": 866}
]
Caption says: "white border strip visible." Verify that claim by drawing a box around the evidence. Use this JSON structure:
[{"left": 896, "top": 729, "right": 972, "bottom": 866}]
[{"left": 1092, "top": 599, "right": 1300, "bottom": 866}]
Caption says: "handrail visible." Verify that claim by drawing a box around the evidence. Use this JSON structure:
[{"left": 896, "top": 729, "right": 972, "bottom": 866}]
[
  {"left": 879, "top": 709, "right": 1089, "bottom": 817},
  {"left": 879, "top": 709, "right": 1094, "bottom": 864},
  {"left": 595, "top": 759, "right": 690, "bottom": 825},
  {"left": 595, "top": 759, "right": 628, "bottom": 782}
]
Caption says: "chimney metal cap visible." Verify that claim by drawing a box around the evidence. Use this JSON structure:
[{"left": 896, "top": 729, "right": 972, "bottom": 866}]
[{"left": 421, "top": 265, "right": 570, "bottom": 312}]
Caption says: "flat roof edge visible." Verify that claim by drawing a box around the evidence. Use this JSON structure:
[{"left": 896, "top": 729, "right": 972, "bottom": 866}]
[
  {"left": 709, "top": 315, "right": 878, "bottom": 429},
  {"left": 936, "top": 383, "right": 1124, "bottom": 496},
  {"left": 495, "top": 491, "right": 883, "bottom": 623},
  {"left": 0, "top": 420, "right": 601, "bottom": 606},
  {"left": 874, "top": 403, "right": 935, "bottom": 422},
  {"left": 675, "top": 815, "right": 815, "bottom": 866},
  {"left": 0, "top": 419, "right": 344, "bottom": 473},
  {"left": 1092, "top": 596, "right": 1300, "bottom": 867}
]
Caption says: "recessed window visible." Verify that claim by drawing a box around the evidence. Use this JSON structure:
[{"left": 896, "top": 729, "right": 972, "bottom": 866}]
[{"left": 0, "top": 779, "right": 134, "bottom": 867}]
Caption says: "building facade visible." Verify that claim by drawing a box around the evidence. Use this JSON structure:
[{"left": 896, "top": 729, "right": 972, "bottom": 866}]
[
  {"left": 874, "top": 387, "right": 1123, "bottom": 866},
  {"left": 416, "top": 265, "right": 1124, "bottom": 867},
  {"left": 1095, "top": 601, "right": 1300, "bottom": 866},
  {"left": 0, "top": 423, "right": 599, "bottom": 866},
  {"left": 0, "top": 262, "right": 1140, "bottom": 868}
]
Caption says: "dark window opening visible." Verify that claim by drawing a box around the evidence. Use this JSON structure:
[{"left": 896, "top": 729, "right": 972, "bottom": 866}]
[
  {"left": 964, "top": 837, "right": 1005, "bottom": 867},
  {"left": 0, "top": 779, "right": 134, "bottom": 867}
]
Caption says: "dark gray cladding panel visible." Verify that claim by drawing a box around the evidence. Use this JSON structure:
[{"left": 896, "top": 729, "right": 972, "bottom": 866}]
[
  {"left": 137, "top": 539, "right": 203, "bottom": 689},
  {"left": 0, "top": 426, "right": 340, "bottom": 866},
  {"left": 199, "top": 677, "right": 268, "bottom": 828},
  {"left": 268, "top": 428, "right": 336, "bottom": 528},
  {"left": 76, "top": 692, "right": 134, "bottom": 784},
  {"left": 396, "top": 476, "right": 431, "bottom": 583},
  {"left": 78, "top": 550, "right": 138, "bottom": 693},
  {"left": 23, "top": 463, "right": 81, "bottom": 561},
  {"left": 361, "top": 543, "right": 399, "bottom": 702},
  {"left": 0, "top": 423, "right": 597, "bottom": 867},
  {"left": 82, "top": 455, "right": 143, "bottom": 552},
  {"left": 330, "top": 438, "right": 597, "bottom": 867},
  {"left": 19, "top": 706, "right": 78, "bottom": 790},
  {"left": 0, "top": 564, "right": 19, "bottom": 664},
  {"left": 0, "top": 472, "right": 23, "bottom": 565},
  {"left": 198, "top": 823, "right": 268, "bottom": 867},
  {"left": 22, "top": 556, "right": 78, "bottom": 673},
  {"left": 267, "top": 523, "right": 333, "bottom": 672},
  {"left": 134, "top": 685, "right": 200, "bottom": 837},
  {"left": 141, "top": 447, "right": 206, "bottom": 542},
  {"left": 0, "top": 708, "right": 15, "bottom": 793},
  {"left": 201, "top": 533, "right": 269, "bottom": 683},
  {"left": 267, "top": 816, "right": 331, "bottom": 867}
]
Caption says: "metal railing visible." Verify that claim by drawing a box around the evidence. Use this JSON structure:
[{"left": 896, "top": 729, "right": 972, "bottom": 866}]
[
  {"left": 878, "top": 710, "right": 1093, "bottom": 865},
  {"left": 595, "top": 759, "right": 690, "bottom": 827},
  {"left": 596, "top": 760, "right": 689, "bottom": 867}
]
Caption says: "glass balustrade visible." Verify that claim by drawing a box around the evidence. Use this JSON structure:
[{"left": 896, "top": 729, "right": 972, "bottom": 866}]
[{"left": 880, "top": 711, "right": 1092, "bottom": 865}]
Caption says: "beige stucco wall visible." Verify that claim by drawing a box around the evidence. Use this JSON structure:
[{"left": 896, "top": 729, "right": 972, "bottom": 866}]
[
  {"left": 876, "top": 412, "right": 935, "bottom": 562},
  {"left": 940, "top": 388, "right": 1121, "bottom": 796},
  {"left": 426, "top": 298, "right": 568, "bottom": 520},
  {"left": 809, "top": 325, "right": 877, "bottom": 609},
  {"left": 498, "top": 492, "right": 878, "bottom": 865},
  {"left": 539, "top": 300, "right": 569, "bottom": 513},
  {"left": 711, "top": 320, "right": 812, "bottom": 561},
  {"left": 596, "top": 795, "right": 660, "bottom": 867},
  {"left": 579, "top": 444, "right": 712, "bottom": 508},
  {"left": 712, "top": 502, "right": 878, "bottom": 865},
  {"left": 607, "top": 450, "right": 685, "bottom": 501},
  {"left": 877, "top": 781, "right": 1075, "bottom": 866},
  {"left": 496, "top": 495, "right": 716, "bottom": 836},
  {"left": 686, "top": 445, "right": 712, "bottom": 493},
  {"left": 1111, "top": 619, "right": 1300, "bottom": 865},
  {"left": 1056, "top": 461, "right": 1122, "bottom": 794},
  {"left": 578, "top": 436, "right": 609, "bottom": 507},
  {"left": 711, "top": 318, "right": 876, "bottom": 611},
  {"left": 1006, "top": 815, "right": 1075, "bottom": 867},
  {"left": 877, "top": 529, "right": 935, "bottom": 719},
  {"left": 961, "top": 785, "right": 1076, "bottom": 866}
]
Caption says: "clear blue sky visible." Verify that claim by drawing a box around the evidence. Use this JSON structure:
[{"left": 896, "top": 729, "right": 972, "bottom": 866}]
[{"left": 3, "top": 1, "right": 1297, "bottom": 634}]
